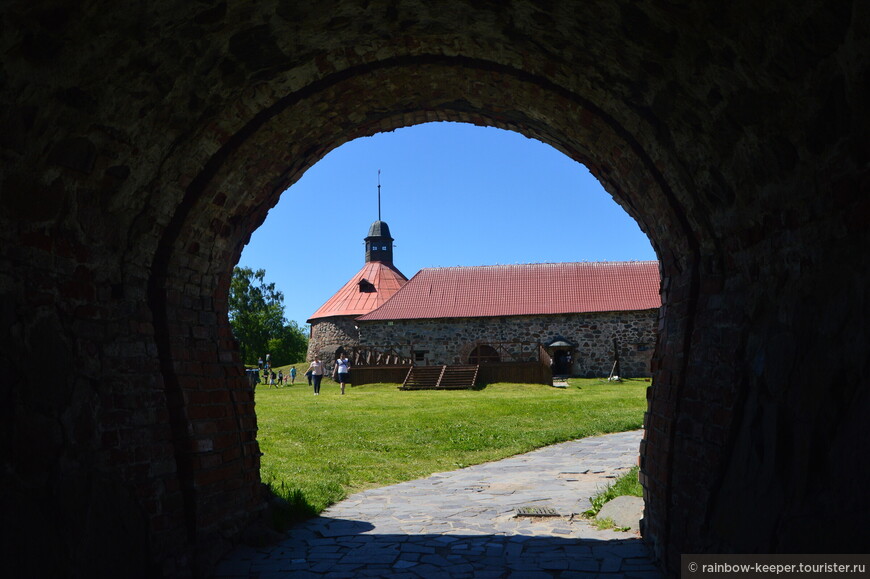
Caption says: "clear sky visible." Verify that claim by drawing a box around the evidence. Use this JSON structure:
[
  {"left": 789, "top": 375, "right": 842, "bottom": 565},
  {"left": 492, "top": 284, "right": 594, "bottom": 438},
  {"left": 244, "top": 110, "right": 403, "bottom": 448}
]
[{"left": 237, "top": 121, "right": 657, "bottom": 327}]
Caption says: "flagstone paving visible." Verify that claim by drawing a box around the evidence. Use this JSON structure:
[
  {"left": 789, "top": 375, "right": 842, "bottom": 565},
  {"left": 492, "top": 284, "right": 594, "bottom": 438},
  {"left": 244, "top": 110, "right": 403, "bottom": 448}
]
[{"left": 215, "top": 429, "right": 662, "bottom": 577}]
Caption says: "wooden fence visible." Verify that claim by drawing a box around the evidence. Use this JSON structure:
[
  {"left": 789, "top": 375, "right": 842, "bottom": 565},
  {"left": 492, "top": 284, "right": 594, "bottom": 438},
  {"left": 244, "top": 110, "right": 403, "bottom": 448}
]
[
  {"left": 477, "top": 361, "right": 552, "bottom": 386},
  {"left": 348, "top": 361, "right": 551, "bottom": 387},
  {"left": 349, "top": 365, "right": 411, "bottom": 386}
]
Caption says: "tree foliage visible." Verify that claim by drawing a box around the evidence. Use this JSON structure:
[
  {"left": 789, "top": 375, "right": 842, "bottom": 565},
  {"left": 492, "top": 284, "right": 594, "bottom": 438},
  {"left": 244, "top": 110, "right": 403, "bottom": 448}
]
[{"left": 229, "top": 267, "right": 307, "bottom": 366}]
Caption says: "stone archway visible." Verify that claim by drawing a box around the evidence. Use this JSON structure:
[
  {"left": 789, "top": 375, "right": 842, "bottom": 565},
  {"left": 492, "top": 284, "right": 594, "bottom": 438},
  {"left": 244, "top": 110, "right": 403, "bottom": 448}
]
[
  {"left": 469, "top": 344, "right": 502, "bottom": 365},
  {"left": 151, "top": 59, "right": 702, "bottom": 572},
  {"left": 2, "top": 2, "right": 867, "bottom": 576}
]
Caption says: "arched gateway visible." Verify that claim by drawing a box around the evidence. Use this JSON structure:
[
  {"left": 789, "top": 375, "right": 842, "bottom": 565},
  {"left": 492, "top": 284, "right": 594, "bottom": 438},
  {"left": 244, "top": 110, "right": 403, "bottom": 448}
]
[{"left": 1, "top": 2, "right": 867, "bottom": 576}]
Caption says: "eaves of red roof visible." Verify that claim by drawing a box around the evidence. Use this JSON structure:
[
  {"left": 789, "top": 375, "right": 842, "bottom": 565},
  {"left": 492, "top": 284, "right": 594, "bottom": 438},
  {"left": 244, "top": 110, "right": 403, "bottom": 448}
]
[
  {"left": 307, "top": 262, "right": 408, "bottom": 322},
  {"left": 357, "top": 261, "right": 661, "bottom": 321}
]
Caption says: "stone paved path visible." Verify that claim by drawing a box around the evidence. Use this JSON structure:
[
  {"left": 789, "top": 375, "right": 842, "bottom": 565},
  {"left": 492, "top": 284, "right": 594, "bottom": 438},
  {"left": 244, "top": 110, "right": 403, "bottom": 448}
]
[{"left": 215, "top": 430, "right": 662, "bottom": 578}]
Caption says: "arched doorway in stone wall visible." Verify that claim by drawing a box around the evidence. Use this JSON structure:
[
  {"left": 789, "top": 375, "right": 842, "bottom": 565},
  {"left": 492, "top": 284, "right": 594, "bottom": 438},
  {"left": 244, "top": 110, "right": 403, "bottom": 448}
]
[
  {"left": 547, "top": 339, "right": 577, "bottom": 376},
  {"left": 468, "top": 344, "right": 501, "bottom": 364},
  {"left": 4, "top": 2, "right": 866, "bottom": 577},
  {"left": 153, "top": 60, "right": 694, "bottom": 573},
  {"left": 143, "top": 53, "right": 870, "bottom": 576}
]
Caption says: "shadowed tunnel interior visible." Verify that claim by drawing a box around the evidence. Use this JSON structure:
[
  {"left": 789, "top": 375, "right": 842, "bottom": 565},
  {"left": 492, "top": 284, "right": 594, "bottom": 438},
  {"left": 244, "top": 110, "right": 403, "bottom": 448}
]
[{"left": 1, "top": 1, "right": 868, "bottom": 576}]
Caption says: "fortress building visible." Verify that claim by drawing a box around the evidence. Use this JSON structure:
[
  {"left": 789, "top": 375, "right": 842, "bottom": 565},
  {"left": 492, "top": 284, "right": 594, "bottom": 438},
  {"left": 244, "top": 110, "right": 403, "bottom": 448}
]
[
  {"left": 357, "top": 260, "right": 660, "bottom": 378},
  {"left": 307, "top": 222, "right": 660, "bottom": 378}
]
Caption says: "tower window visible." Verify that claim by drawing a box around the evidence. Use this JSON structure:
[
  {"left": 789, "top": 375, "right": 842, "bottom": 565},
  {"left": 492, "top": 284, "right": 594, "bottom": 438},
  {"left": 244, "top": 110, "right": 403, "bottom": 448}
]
[{"left": 358, "top": 278, "right": 376, "bottom": 293}]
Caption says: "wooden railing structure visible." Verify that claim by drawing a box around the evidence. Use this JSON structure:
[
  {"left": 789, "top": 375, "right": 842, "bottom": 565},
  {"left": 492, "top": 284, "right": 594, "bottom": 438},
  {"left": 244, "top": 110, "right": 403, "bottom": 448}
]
[
  {"left": 538, "top": 343, "right": 553, "bottom": 368},
  {"left": 345, "top": 343, "right": 552, "bottom": 388},
  {"left": 400, "top": 364, "right": 480, "bottom": 390},
  {"left": 348, "top": 346, "right": 413, "bottom": 367}
]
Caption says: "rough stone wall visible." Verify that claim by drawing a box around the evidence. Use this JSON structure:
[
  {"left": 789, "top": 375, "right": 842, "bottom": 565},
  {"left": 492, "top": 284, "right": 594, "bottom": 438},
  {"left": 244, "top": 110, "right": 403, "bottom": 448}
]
[
  {"left": 358, "top": 310, "right": 658, "bottom": 377},
  {"left": 0, "top": 1, "right": 867, "bottom": 577},
  {"left": 306, "top": 317, "right": 361, "bottom": 361}
]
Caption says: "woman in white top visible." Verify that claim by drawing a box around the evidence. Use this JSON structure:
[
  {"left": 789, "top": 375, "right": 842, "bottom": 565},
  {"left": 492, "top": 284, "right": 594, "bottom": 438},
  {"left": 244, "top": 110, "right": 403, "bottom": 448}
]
[
  {"left": 334, "top": 355, "right": 350, "bottom": 395},
  {"left": 308, "top": 357, "right": 324, "bottom": 395}
]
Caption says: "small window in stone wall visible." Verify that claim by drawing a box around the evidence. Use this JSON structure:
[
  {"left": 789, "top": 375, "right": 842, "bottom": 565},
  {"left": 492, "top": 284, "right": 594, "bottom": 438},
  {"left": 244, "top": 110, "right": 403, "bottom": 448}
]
[{"left": 414, "top": 350, "right": 427, "bottom": 362}]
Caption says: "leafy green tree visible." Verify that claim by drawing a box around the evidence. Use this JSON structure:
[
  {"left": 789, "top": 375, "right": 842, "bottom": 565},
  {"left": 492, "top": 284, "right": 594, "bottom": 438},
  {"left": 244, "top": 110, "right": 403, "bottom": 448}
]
[
  {"left": 267, "top": 322, "right": 308, "bottom": 367},
  {"left": 229, "top": 266, "right": 308, "bottom": 366}
]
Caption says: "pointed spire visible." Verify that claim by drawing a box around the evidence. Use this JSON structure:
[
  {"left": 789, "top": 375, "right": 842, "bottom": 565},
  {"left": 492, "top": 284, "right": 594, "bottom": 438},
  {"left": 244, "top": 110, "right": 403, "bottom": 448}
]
[{"left": 365, "top": 172, "right": 395, "bottom": 266}]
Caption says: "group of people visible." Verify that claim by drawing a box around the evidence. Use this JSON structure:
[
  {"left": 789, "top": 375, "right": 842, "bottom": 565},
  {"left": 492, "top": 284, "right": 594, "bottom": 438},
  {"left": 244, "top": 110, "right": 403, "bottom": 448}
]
[
  {"left": 306, "top": 354, "right": 351, "bottom": 395},
  {"left": 254, "top": 353, "right": 351, "bottom": 395},
  {"left": 260, "top": 365, "right": 298, "bottom": 387}
]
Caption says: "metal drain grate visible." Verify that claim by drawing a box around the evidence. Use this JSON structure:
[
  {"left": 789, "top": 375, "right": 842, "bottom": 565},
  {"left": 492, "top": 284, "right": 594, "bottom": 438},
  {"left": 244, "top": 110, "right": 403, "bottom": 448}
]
[{"left": 515, "top": 506, "right": 560, "bottom": 517}]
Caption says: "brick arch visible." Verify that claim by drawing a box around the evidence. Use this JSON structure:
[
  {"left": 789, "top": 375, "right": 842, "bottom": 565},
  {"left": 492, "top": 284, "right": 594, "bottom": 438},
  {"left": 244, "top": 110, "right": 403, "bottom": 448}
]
[
  {"left": 152, "top": 55, "right": 701, "bottom": 570},
  {"left": 149, "top": 55, "right": 699, "bottom": 567},
  {"left": 2, "top": 2, "right": 867, "bottom": 577}
]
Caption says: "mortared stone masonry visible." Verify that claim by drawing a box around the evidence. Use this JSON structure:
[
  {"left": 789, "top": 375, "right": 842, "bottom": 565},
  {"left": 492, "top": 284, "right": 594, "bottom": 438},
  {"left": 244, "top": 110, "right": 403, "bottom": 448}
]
[{"left": 1, "top": 1, "right": 868, "bottom": 576}]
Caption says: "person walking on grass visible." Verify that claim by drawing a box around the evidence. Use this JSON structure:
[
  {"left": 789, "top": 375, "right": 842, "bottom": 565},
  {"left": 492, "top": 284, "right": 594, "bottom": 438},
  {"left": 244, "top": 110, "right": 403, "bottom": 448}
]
[
  {"left": 289, "top": 366, "right": 297, "bottom": 384},
  {"left": 308, "top": 357, "right": 325, "bottom": 395},
  {"left": 277, "top": 369, "right": 283, "bottom": 387},
  {"left": 333, "top": 354, "right": 350, "bottom": 395}
]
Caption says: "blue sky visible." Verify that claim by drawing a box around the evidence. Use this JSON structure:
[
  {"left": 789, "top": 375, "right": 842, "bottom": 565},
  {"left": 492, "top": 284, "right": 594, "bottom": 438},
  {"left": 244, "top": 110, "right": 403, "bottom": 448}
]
[{"left": 237, "top": 122, "right": 656, "bottom": 327}]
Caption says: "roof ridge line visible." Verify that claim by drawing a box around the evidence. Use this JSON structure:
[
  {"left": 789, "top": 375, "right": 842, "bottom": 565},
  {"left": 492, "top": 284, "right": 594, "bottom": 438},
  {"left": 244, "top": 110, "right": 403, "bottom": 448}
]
[{"left": 418, "top": 260, "right": 660, "bottom": 271}]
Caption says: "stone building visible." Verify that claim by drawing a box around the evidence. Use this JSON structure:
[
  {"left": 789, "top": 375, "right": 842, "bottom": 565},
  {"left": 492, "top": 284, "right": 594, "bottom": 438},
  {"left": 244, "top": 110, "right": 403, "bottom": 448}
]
[
  {"left": 309, "top": 222, "right": 660, "bottom": 377},
  {"left": 357, "top": 262, "right": 660, "bottom": 377}
]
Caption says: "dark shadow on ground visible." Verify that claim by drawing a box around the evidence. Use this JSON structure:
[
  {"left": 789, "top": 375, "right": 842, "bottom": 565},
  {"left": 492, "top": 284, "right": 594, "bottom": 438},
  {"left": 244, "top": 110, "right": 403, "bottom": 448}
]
[{"left": 215, "top": 516, "right": 662, "bottom": 578}]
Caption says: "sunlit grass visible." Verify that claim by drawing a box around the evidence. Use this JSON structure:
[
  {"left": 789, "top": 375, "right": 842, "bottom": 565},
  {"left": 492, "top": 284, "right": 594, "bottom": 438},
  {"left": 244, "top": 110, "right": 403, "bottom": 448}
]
[
  {"left": 584, "top": 465, "right": 644, "bottom": 517},
  {"left": 256, "top": 377, "right": 648, "bottom": 524}
]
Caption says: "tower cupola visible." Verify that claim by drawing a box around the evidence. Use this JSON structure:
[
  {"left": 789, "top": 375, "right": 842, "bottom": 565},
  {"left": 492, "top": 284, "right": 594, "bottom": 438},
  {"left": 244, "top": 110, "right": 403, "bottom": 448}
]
[{"left": 365, "top": 220, "right": 394, "bottom": 265}]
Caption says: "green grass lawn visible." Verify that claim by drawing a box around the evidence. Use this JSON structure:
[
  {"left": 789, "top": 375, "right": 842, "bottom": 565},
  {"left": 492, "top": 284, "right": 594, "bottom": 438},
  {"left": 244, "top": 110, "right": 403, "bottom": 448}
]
[{"left": 255, "top": 376, "right": 648, "bottom": 523}]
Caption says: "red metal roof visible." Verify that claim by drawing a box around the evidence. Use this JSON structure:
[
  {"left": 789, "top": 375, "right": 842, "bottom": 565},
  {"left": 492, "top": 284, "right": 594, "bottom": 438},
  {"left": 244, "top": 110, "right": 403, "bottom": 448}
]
[
  {"left": 307, "top": 262, "right": 408, "bottom": 322},
  {"left": 357, "top": 261, "right": 661, "bottom": 321}
]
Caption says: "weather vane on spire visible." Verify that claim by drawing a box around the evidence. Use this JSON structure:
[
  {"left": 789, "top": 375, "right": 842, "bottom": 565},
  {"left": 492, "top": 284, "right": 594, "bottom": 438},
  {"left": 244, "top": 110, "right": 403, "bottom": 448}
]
[{"left": 377, "top": 169, "right": 382, "bottom": 221}]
